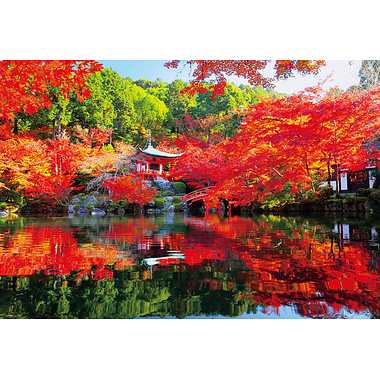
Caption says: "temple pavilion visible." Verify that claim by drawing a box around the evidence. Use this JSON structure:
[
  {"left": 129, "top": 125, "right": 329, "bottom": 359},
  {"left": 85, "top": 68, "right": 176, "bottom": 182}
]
[{"left": 132, "top": 131, "right": 182, "bottom": 179}]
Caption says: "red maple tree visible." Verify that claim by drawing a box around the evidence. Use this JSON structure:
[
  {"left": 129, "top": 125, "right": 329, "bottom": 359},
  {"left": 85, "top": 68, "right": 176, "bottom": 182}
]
[
  {"left": 172, "top": 85, "right": 380, "bottom": 205},
  {"left": 103, "top": 175, "right": 157, "bottom": 205},
  {"left": 0, "top": 60, "right": 101, "bottom": 124},
  {"left": 165, "top": 60, "right": 325, "bottom": 97}
]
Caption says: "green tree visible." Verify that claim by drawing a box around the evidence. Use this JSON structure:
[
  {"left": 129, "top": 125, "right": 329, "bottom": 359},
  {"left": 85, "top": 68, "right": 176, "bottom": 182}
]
[
  {"left": 134, "top": 93, "right": 169, "bottom": 142},
  {"left": 70, "top": 71, "right": 116, "bottom": 130}
]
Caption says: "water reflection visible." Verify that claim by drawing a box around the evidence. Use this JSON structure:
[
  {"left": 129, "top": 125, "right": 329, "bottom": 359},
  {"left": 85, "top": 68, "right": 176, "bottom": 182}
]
[{"left": 0, "top": 214, "right": 379, "bottom": 318}]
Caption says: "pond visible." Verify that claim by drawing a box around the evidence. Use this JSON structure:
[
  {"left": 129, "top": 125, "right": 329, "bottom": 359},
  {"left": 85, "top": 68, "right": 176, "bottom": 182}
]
[{"left": 0, "top": 214, "right": 379, "bottom": 319}]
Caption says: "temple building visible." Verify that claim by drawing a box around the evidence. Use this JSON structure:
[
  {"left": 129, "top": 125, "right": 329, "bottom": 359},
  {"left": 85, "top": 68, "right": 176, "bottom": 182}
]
[
  {"left": 322, "top": 138, "right": 379, "bottom": 193},
  {"left": 132, "top": 131, "right": 182, "bottom": 179}
]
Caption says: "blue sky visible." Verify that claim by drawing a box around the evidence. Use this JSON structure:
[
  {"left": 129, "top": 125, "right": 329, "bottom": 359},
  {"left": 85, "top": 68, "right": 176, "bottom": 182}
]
[
  {"left": 101, "top": 60, "right": 362, "bottom": 94},
  {"left": 101, "top": 60, "right": 185, "bottom": 82}
]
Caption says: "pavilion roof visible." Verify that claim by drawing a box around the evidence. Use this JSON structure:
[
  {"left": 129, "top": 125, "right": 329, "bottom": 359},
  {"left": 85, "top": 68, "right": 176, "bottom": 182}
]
[{"left": 138, "top": 144, "right": 183, "bottom": 158}]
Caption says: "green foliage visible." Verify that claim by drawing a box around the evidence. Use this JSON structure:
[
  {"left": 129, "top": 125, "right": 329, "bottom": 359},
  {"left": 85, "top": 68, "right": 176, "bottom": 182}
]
[
  {"left": 342, "top": 196, "right": 367, "bottom": 205},
  {"left": 134, "top": 93, "right": 169, "bottom": 139},
  {"left": 319, "top": 185, "right": 334, "bottom": 200},
  {"left": 0, "top": 189, "right": 25, "bottom": 212},
  {"left": 0, "top": 263, "right": 259, "bottom": 318},
  {"left": 261, "top": 183, "right": 295, "bottom": 210},
  {"left": 166, "top": 80, "right": 196, "bottom": 128},
  {"left": 11, "top": 65, "right": 278, "bottom": 147},
  {"left": 106, "top": 200, "right": 129, "bottom": 214},
  {"left": 369, "top": 189, "right": 380, "bottom": 204},
  {"left": 154, "top": 196, "right": 165, "bottom": 208},
  {"left": 172, "top": 181, "right": 186, "bottom": 194},
  {"left": 102, "top": 143, "right": 114, "bottom": 152},
  {"left": 356, "top": 188, "right": 374, "bottom": 197},
  {"left": 70, "top": 71, "right": 116, "bottom": 130},
  {"left": 172, "top": 195, "right": 182, "bottom": 203}
]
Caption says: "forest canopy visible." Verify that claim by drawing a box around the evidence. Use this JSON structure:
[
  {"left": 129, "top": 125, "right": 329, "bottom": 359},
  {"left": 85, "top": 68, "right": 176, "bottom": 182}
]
[
  {"left": 1, "top": 60, "right": 379, "bottom": 214},
  {"left": 5, "top": 65, "right": 279, "bottom": 146}
]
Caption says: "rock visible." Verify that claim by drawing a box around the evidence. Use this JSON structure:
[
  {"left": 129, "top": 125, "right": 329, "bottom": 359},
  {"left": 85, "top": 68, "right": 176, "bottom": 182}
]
[
  {"left": 82, "top": 195, "right": 98, "bottom": 208},
  {"left": 162, "top": 196, "right": 174, "bottom": 212},
  {"left": 71, "top": 197, "right": 81, "bottom": 204},
  {"left": 91, "top": 208, "right": 106, "bottom": 216},
  {"left": 0, "top": 210, "right": 8, "bottom": 218},
  {"left": 146, "top": 208, "right": 161, "bottom": 214},
  {"left": 154, "top": 177, "right": 174, "bottom": 192},
  {"left": 68, "top": 194, "right": 101, "bottom": 215},
  {"left": 166, "top": 205, "right": 175, "bottom": 213}
]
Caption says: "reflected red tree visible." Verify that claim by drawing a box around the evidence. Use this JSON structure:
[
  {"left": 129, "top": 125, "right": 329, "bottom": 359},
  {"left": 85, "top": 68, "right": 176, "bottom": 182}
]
[
  {"left": 0, "top": 225, "right": 134, "bottom": 280},
  {"left": 0, "top": 216, "right": 379, "bottom": 317}
]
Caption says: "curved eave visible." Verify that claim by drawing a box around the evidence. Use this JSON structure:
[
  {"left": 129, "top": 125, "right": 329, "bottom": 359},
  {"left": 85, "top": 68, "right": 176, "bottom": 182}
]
[{"left": 137, "top": 147, "right": 183, "bottom": 158}]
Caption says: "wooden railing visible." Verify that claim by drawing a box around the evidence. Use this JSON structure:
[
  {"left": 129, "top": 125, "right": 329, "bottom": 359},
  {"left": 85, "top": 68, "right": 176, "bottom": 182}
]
[{"left": 181, "top": 186, "right": 215, "bottom": 205}]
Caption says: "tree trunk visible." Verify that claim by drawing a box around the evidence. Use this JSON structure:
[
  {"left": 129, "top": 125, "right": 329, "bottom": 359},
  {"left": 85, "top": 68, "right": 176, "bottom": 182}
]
[
  {"left": 327, "top": 159, "right": 332, "bottom": 185},
  {"left": 52, "top": 120, "right": 56, "bottom": 139},
  {"left": 56, "top": 108, "right": 62, "bottom": 138},
  {"left": 13, "top": 118, "right": 19, "bottom": 134},
  {"left": 336, "top": 166, "right": 341, "bottom": 197},
  {"left": 228, "top": 201, "right": 232, "bottom": 217}
]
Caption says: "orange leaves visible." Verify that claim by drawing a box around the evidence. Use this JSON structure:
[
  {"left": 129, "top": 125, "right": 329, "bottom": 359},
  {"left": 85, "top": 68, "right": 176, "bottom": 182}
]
[
  {"left": 103, "top": 175, "right": 157, "bottom": 205},
  {"left": 0, "top": 137, "right": 51, "bottom": 191},
  {"left": 0, "top": 137, "right": 87, "bottom": 206},
  {"left": 0, "top": 61, "right": 102, "bottom": 197},
  {"left": 46, "top": 138, "right": 86, "bottom": 176}
]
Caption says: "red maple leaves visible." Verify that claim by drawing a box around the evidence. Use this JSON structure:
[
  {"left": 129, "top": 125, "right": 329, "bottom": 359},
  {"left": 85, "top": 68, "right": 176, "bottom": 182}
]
[
  {"left": 165, "top": 60, "right": 325, "bottom": 97},
  {"left": 172, "top": 85, "right": 380, "bottom": 205},
  {"left": 103, "top": 175, "right": 157, "bottom": 205},
  {"left": 0, "top": 60, "right": 102, "bottom": 123}
]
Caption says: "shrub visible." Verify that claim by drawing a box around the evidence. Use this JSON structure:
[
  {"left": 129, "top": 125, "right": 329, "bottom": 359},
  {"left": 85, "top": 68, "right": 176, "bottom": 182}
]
[
  {"left": 369, "top": 189, "right": 380, "bottom": 204},
  {"left": 172, "top": 182, "right": 186, "bottom": 194},
  {"left": 172, "top": 195, "right": 182, "bottom": 203},
  {"left": 103, "top": 175, "right": 157, "bottom": 205},
  {"left": 319, "top": 185, "right": 333, "bottom": 200},
  {"left": 356, "top": 188, "right": 373, "bottom": 197},
  {"left": 154, "top": 196, "right": 165, "bottom": 208},
  {"left": 106, "top": 202, "right": 118, "bottom": 213},
  {"left": 117, "top": 200, "right": 128, "bottom": 208},
  {"left": 160, "top": 190, "right": 175, "bottom": 196},
  {"left": 174, "top": 203, "right": 184, "bottom": 211},
  {"left": 326, "top": 198, "right": 343, "bottom": 206}
]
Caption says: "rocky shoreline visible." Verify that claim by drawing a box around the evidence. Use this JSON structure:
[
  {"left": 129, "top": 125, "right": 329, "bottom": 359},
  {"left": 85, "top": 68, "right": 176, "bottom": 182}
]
[
  {"left": 242, "top": 189, "right": 380, "bottom": 218},
  {"left": 66, "top": 177, "right": 188, "bottom": 217}
]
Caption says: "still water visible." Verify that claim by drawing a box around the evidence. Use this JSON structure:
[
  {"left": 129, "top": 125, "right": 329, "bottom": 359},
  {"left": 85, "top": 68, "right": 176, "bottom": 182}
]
[{"left": 0, "top": 214, "right": 379, "bottom": 319}]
